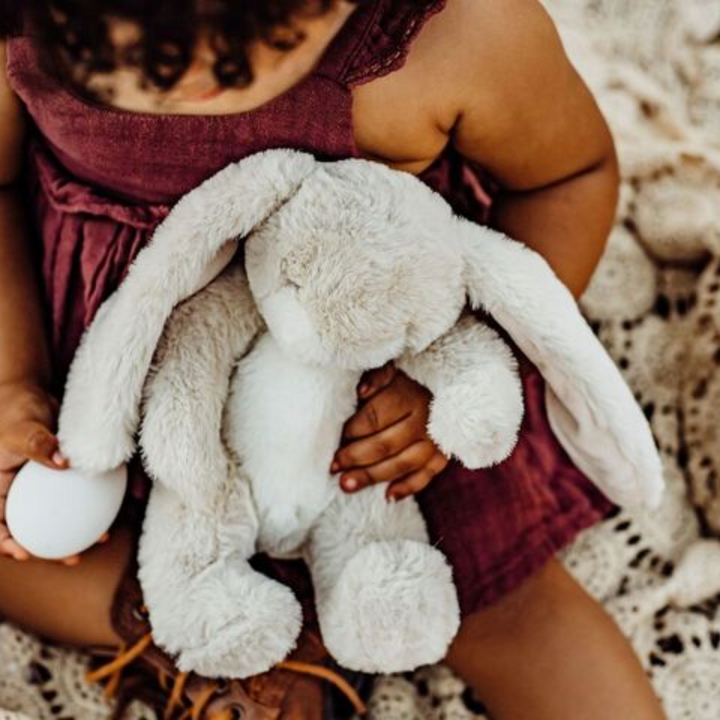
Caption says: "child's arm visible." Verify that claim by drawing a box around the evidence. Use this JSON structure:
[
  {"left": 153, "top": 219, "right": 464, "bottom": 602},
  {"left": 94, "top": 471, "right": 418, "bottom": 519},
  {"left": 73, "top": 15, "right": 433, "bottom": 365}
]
[
  {"left": 449, "top": 0, "right": 619, "bottom": 298},
  {"left": 336, "top": 0, "right": 619, "bottom": 497},
  {"left": 0, "top": 44, "right": 51, "bottom": 388},
  {"left": 0, "top": 43, "right": 69, "bottom": 560}
]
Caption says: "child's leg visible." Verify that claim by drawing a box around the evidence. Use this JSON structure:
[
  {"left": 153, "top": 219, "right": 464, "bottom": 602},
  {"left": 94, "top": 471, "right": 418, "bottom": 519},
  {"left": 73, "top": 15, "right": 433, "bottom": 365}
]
[
  {"left": 0, "top": 524, "right": 323, "bottom": 718},
  {"left": 0, "top": 525, "right": 131, "bottom": 646},
  {"left": 447, "top": 559, "right": 665, "bottom": 719}
]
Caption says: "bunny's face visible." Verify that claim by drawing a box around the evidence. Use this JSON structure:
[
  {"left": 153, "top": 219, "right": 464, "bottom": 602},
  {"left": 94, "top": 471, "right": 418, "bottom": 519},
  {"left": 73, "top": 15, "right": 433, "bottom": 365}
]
[{"left": 245, "top": 161, "right": 467, "bottom": 370}]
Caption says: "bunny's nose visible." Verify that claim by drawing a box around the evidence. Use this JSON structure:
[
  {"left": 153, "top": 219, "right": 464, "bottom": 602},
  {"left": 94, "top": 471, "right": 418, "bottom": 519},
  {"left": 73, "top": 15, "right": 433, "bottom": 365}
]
[{"left": 260, "top": 288, "right": 323, "bottom": 361}]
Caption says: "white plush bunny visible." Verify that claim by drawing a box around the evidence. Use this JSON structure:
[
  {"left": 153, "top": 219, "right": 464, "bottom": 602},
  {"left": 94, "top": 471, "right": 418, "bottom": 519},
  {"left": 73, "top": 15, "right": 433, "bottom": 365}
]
[{"left": 58, "top": 150, "right": 663, "bottom": 679}]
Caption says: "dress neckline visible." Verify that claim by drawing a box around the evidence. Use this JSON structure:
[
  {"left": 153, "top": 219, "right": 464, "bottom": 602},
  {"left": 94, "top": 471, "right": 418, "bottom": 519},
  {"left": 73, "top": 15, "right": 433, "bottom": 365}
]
[
  {"left": 25, "top": 1, "right": 376, "bottom": 125},
  {"left": 5, "top": 0, "right": 448, "bottom": 205}
]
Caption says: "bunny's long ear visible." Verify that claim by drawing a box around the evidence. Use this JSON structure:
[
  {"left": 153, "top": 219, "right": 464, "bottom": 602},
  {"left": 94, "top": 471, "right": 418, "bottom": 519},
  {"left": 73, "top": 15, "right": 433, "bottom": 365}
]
[
  {"left": 458, "top": 219, "right": 663, "bottom": 509},
  {"left": 59, "top": 150, "right": 316, "bottom": 472}
]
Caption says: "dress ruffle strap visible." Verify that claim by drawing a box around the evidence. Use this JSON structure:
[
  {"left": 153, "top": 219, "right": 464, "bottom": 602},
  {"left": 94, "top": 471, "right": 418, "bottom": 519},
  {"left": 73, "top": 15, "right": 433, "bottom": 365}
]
[{"left": 335, "top": 0, "right": 447, "bottom": 86}]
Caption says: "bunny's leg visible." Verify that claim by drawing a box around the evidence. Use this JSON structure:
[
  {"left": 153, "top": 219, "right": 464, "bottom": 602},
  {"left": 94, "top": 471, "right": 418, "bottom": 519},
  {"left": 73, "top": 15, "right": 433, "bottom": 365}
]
[
  {"left": 306, "top": 485, "right": 460, "bottom": 673},
  {"left": 138, "top": 476, "right": 302, "bottom": 679},
  {"left": 397, "top": 315, "right": 524, "bottom": 468},
  {"left": 138, "top": 267, "right": 301, "bottom": 678}
]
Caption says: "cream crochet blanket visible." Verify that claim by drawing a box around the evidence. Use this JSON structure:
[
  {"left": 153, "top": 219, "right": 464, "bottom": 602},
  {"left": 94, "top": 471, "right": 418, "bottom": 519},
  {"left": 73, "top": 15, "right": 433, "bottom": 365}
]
[{"left": 2, "top": 0, "right": 719, "bottom": 717}]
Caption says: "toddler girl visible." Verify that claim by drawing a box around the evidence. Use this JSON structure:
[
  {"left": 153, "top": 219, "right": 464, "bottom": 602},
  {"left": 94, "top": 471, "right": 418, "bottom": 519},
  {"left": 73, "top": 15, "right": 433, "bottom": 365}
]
[{"left": 0, "top": 1, "right": 665, "bottom": 717}]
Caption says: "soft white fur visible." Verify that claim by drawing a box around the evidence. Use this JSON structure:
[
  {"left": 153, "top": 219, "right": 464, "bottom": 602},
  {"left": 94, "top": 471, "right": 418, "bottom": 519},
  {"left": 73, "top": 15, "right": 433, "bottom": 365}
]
[
  {"left": 58, "top": 149, "right": 663, "bottom": 679},
  {"left": 58, "top": 151, "right": 315, "bottom": 471},
  {"left": 459, "top": 228, "right": 664, "bottom": 507}
]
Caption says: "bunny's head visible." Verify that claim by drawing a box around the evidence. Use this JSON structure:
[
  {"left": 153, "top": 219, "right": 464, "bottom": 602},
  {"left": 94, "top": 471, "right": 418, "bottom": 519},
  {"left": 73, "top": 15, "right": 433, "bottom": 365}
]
[{"left": 244, "top": 160, "right": 468, "bottom": 370}]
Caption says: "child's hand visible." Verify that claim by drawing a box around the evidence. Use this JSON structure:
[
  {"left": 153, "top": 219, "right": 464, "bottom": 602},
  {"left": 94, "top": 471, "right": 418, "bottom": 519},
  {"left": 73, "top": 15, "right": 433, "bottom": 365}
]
[
  {"left": 0, "top": 381, "right": 78, "bottom": 564},
  {"left": 332, "top": 365, "right": 448, "bottom": 501}
]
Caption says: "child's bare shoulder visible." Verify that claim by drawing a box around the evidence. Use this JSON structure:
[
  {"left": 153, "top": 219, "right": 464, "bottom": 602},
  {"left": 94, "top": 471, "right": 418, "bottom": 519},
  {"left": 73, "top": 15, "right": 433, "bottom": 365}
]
[
  {"left": 426, "top": 0, "right": 565, "bottom": 104},
  {"left": 353, "top": 0, "right": 577, "bottom": 174}
]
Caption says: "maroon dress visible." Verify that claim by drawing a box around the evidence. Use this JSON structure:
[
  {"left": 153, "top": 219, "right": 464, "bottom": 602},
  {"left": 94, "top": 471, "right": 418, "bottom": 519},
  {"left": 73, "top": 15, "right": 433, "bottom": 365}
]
[{"left": 6, "top": 0, "right": 612, "bottom": 617}]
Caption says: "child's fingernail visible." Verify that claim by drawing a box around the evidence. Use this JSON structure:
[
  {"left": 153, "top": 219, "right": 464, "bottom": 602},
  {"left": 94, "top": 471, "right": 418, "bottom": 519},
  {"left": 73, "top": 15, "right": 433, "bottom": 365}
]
[
  {"left": 343, "top": 476, "right": 358, "bottom": 491},
  {"left": 15, "top": 550, "right": 30, "bottom": 561},
  {"left": 358, "top": 383, "right": 370, "bottom": 397},
  {"left": 98, "top": 532, "right": 110, "bottom": 544},
  {"left": 64, "top": 556, "right": 81, "bottom": 567},
  {"left": 388, "top": 486, "right": 407, "bottom": 502},
  {"left": 52, "top": 451, "right": 68, "bottom": 466},
  {"left": 330, "top": 461, "right": 340, "bottom": 473}
]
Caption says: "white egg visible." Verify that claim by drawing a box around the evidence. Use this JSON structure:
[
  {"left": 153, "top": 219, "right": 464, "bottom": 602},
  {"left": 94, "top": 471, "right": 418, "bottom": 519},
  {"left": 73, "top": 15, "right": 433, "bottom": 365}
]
[{"left": 6, "top": 461, "right": 127, "bottom": 560}]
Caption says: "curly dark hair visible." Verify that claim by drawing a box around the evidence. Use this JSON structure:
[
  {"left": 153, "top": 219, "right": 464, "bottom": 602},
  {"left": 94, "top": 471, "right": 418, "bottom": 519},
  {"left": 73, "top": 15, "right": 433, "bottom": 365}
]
[{"left": 2, "top": 0, "right": 375, "bottom": 93}]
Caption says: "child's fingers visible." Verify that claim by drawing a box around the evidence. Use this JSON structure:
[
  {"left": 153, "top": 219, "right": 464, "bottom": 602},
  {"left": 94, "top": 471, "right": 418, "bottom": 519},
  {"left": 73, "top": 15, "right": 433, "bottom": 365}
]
[
  {"left": 345, "top": 372, "right": 432, "bottom": 441},
  {"left": 1, "top": 466, "right": 79, "bottom": 565},
  {"left": 0, "top": 527, "right": 30, "bottom": 561},
  {"left": 332, "top": 416, "right": 418, "bottom": 472},
  {"left": 339, "top": 440, "right": 436, "bottom": 492},
  {"left": 0, "top": 497, "right": 29, "bottom": 561},
  {"left": 2, "top": 422, "right": 67, "bottom": 470},
  {"left": 343, "top": 390, "right": 411, "bottom": 440},
  {"left": 387, "top": 453, "right": 449, "bottom": 501},
  {"left": 0, "top": 447, "right": 26, "bottom": 474},
  {"left": 386, "top": 471, "right": 434, "bottom": 502},
  {"left": 0, "top": 527, "right": 80, "bottom": 565},
  {"left": 357, "top": 363, "right": 397, "bottom": 400},
  {"left": 0, "top": 470, "right": 13, "bottom": 500}
]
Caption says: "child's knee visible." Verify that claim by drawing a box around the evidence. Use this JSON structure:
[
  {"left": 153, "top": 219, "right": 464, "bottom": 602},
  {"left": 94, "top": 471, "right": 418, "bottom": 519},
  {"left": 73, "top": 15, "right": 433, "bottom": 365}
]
[
  {"left": 451, "top": 559, "right": 592, "bottom": 652},
  {"left": 447, "top": 559, "right": 665, "bottom": 719}
]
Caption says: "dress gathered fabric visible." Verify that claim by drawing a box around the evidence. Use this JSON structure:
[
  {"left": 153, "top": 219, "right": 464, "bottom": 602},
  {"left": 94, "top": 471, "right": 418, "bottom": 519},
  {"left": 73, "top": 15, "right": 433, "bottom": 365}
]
[{"left": 5, "top": 0, "right": 613, "bottom": 616}]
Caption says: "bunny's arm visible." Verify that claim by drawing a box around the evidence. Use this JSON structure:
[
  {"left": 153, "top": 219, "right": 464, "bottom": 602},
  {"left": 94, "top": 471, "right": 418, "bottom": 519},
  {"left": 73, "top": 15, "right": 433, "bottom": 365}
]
[
  {"left": 457, "top": 219, "right": 663, "bottom": 508},
  {"left": 397, "top": 315, "right": 524, "bottom": 469},
  {"left": 140, "top": 264, "right": 263, "bottom": 506}
]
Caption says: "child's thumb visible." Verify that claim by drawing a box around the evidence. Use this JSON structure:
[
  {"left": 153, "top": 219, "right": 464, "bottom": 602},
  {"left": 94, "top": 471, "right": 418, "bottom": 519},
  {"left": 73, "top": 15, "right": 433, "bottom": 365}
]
[
  {"left": 5, "top": 421, "right": 68, "bottom": 469},
  {"left": 358, "top": 363, "right": 398, "bottom": 399}
]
